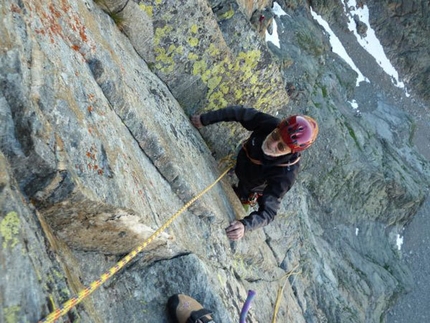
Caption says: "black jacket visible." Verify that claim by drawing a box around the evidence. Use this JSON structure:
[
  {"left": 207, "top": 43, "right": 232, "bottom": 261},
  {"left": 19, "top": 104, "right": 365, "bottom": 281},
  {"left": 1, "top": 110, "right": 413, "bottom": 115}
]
[{"left": 200, "top": 105, "right": 300, "bottom": 231}]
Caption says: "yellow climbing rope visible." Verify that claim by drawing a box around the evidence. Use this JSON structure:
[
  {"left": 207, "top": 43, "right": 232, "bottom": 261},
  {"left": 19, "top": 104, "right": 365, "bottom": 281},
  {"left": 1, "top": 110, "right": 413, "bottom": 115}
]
[
  {"left": 271, "top": 263, "right": 301, "bottom": 323},
  {"left": 38, "top": 166, "right": 232, "bottom": 323}
]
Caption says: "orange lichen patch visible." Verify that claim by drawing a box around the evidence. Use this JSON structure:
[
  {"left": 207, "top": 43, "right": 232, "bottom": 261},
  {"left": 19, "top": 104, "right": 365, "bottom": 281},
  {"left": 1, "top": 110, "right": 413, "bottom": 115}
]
[
  {"left": 73, "top": 15, "right": 88, "bottom": 43},
  {"left": 85, "top": 145, "right": 107, "bottom": 175},
  {"left": 86, "top": 151, "right": 96, "bottom": 160},
  {"left": 86, "top": 161, "right": 104, "bottom": 175},
  {"left": 87, "top": 106, "right": 94, "bottom": 113},
  {"left": 10, "top": 3, "right": 21, "bottom": 13},
  {"left": 30, "top": 0, "right": 95, "bottom": 52},
  {"left": 45, "top": 11, "right": 62, "bottom": 43},
  {"left": 49, "top": 3, "right": 62, "bottom": 18},
  {"left": 34, "top": 28, "right": 46, "bottom": 37},
  {"left": 30, "top": 1, "right": 64, "bottom": 44},
  {"left": 60, "top": 0, "right": 71, "bottom": 12}
]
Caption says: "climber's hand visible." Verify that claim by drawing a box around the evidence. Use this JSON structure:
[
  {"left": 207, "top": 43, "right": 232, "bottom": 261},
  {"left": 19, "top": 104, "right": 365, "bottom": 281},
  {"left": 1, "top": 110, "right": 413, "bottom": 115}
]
[
  {"left": 191, "top": 115, "right": 203, "bottom": 129},
  {"left": 225, "top": 221, "right": 245, "bottom": 240}
]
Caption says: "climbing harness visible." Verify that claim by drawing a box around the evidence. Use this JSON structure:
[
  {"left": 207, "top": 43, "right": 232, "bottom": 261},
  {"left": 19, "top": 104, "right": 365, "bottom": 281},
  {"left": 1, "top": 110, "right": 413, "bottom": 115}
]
[
  {"left": 236, "top": 191, "right": 262, "bottom": 208},
  {"left": 38, "top": 167, "right": 232, "bottom": 323},
  {"left": 245, "top": 192, "right": 262, "bottom": 207}
]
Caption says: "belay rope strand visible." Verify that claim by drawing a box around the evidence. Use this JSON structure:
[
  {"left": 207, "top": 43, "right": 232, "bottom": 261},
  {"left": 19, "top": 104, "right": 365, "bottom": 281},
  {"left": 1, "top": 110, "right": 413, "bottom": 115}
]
[
  {"left": 38, "top": 166, "right": 232, "bottom": 323},
  {"left": 271, "top": 263, "right": 301, "bottom": 323}
]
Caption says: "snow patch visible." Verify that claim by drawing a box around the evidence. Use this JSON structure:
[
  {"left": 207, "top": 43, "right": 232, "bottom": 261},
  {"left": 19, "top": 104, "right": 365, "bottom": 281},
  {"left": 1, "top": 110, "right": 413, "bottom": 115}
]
[
  {"left": 343, "top": 0, "right": 409, "bottom": 96},
  {"left": 310, "top": 7, "right": 369, "bottom": 86},
  {"left": 265, "top": 2, "right": 290, "bottom": 48},
  {"left": 396, "top": 234, "right": 404, "bottom": 250},
  {"left": 266, "top": 20, "right": 280, "bottom": 48}
]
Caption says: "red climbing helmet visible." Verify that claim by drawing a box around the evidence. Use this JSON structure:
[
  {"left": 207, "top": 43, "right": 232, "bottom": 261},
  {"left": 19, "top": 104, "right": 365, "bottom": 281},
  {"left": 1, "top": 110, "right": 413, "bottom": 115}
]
[{"left": 277, "top": 115, "right": 318, "bottom": 152}]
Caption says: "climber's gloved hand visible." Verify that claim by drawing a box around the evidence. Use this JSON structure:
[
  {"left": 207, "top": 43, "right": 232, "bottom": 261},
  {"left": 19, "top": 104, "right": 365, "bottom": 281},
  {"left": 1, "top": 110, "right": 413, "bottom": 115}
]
[
  {"left": 225, "top": 220, "right": 245, "bottom": 240},
  {"left": 191, "top": 114, "right": 203, "bottom": 129}
]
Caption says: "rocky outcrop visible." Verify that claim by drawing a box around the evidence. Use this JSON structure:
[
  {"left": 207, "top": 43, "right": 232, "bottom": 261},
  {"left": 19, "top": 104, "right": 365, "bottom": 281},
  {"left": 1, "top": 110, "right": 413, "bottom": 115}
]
[
  {"left": 1, "top": 0, "right": 429, "bottom": 323},
  {"left": 367, "top": 0, "right": 430, "bottom": 102}
]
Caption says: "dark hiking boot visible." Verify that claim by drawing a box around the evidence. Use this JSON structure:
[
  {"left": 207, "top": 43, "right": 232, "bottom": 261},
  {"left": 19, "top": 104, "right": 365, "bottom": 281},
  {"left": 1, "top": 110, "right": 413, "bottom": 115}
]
[{"left": 167, "top": 294, "right": 214, "bottom": 323}]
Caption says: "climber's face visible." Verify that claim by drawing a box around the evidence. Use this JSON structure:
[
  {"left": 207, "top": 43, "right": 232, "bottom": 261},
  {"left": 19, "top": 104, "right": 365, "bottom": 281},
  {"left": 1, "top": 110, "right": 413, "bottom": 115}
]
[{"left": 262, "top": 129, "right": 291, "bottom": 157}]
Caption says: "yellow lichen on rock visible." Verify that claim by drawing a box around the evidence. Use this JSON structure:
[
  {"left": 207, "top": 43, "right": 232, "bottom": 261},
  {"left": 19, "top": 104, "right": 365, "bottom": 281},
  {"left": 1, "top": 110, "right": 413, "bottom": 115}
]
[
  {"left": 188, "top": 37, "right": 199, "bottom": 47},
  {"left": 4, "top": 305, "right": 20, "bottom": 323},
  {"left": 148, "top": 2, "right": 288, "bottom": 112},
  {"left": 190, "top": 24, "right": 199, "bottom": 34},
  {"left": 139, "top": 3, "right": 153, "bottom": 18},
  {"left": 1, "top": 211, "right": 21, "bottom": 249}
]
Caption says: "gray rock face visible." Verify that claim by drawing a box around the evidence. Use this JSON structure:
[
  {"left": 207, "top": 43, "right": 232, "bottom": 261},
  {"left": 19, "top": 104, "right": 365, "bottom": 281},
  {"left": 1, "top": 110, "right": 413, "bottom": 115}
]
[
  {"left": 366, "top": 0, "right": 430, "bottom": 102},
  {"left": 0, "top": 0, "right": 429, "bottom": 323}
]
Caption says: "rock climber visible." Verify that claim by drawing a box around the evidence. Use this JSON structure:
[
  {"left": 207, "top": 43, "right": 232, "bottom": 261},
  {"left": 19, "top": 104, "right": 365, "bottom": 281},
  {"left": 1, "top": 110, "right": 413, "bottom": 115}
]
[{"left": 191, "top": 105, "right": 318, "bottom": 241}]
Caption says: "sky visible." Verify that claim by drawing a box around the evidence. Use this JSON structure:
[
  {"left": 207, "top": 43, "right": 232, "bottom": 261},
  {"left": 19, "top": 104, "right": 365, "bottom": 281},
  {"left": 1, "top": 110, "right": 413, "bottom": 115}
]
[{"left": 265, "top": 2, "right": 406, "bottom": 250}]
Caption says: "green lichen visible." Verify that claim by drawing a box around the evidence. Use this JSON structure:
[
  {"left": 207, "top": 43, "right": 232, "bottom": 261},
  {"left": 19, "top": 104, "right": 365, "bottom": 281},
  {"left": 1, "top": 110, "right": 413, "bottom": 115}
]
[
  {"left": 321, "top": 85, "right": 328, "bottom": 98},
  {"left": 167, "top": 44, "right": 176, "bottom": 54},
  {"left": 188, "top": 37, "right": 199, "bottom": 47},
  {"left": 234, "top": 88, "right": 243, "bottom": 99},
  {"left": 242, "top": 70, "right": 253, "bottom": 82},
  {"left": 190, "top": 24, "right": 198, "bottom": 34},
  {"left": 139, "top": 3, "right": 153, "bottom": 17},
  {"left": 154, "top": 38, "right": 185, "bottom": 74},
  {"left": 1, "top": 212, "right": 20, "bottom": 249},
  {"left": 211, "top": 63, "right": 224, "bottom": 76},
  {"left": 207, "top": 76, "right": 222, "bottom": 93},
  {"left": 192, "top": 60, "right": 207, "bottom": 76},
  {"left": 201, "top": 69, "right": 211, "bottom": 83},
  {"left": 154, "top": 25, "right": 173, "bottom": 46},
  {"left": 175, "top": 46, "right": 184, "bottom": 55},
  {"left": 219, "top": 8, "right": 235, "bottom": 20},
  {"left": 191, "top": 49, "right": 271, "bottom": 110},
  {"left": 208, "top": 91, "right": 228, "bottom": 107},
  {"left": 52, "top": 268, "right": 64, "bottom": 279},
  {"left": 4, "top": 305, "right": 20, "bottom": 323},
  {"left": 154, "top": 47, "right": 175, "bottom": 73},
  {"left": 151, "top": 14, "right": 287, "bottom": 111},
  {"left": 188, "top": 53, "right": 198, "bottom": 60},
  {"left": 296, "top": 30, "right": 324, "bottom": 56},
  {"left": 237, "top": 50, "right": 261, "bottom": 68},
  {"left": 346, "top": 124, "right": 362, "bottom": 151},
  {"left": 219, "top": 84, "right": 229, "bottom": 94},
  {"left": 208, "top": 43, "right": 220, "bottom": 57}
]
